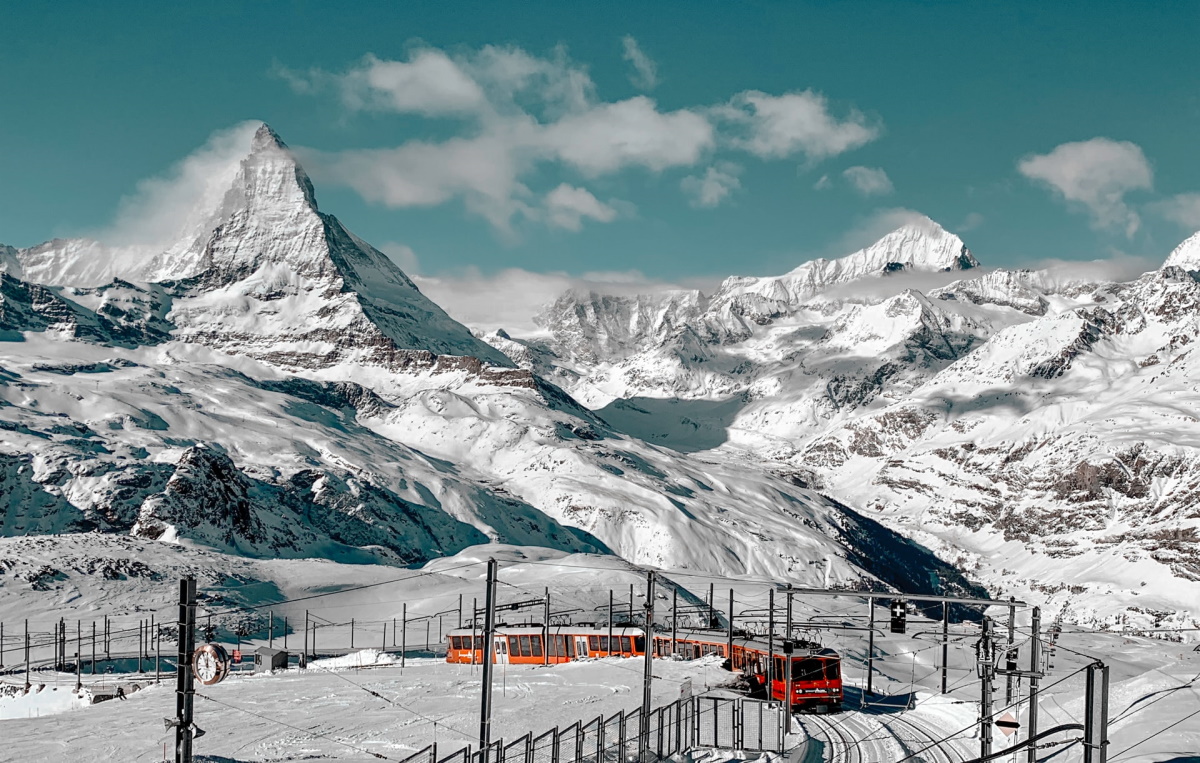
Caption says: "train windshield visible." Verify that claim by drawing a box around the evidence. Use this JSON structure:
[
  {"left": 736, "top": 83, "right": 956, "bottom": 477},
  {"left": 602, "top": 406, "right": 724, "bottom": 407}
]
[{"left": 792, "top": 658, "right": 836, "bottom": 681}]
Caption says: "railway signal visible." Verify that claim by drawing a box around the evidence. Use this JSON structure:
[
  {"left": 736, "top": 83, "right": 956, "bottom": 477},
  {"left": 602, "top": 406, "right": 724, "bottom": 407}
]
[{"left": 889, "top": 599, "right": 907, "bottom": 634}]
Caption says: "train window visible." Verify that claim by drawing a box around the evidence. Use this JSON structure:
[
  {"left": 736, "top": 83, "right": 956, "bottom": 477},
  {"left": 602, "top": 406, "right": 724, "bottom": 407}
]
[
  {"left": 518, "top": 636, "right": 532, "bottom": 657},
  {"left": 507, "top": 637, "right": 518, "bottom": 655},
  {"left": 452, "top": 636, "right": 463, "bottom": 649},
  {"left": 824, "top": 660, "right": 840, "bottom": 681},
  {"left": 793, "top": 658, "right": 825, "bottom": 681},
  {"left": 621, "top": 637, "right": 632, "bottom": 653},
  {"left": 496, "top": 640, "right": 506, "bottom": 654},
  {"left": 635, "top": 636, "right": 646, "bottom": 654},
  {"left": 531, "top": 636, "right": 543, "bottom": 657},
  {"left": 588, "top": 636, "right": 599, "bottom": 652},
  {"left": 474, "top": 636, "right": 484, "bottom": 649},
  {"left": 599, "top": 636, "right": 609, "bottom": 652},
  {"left": 565, "top": 636, "right": 574, "bottom": 657}
]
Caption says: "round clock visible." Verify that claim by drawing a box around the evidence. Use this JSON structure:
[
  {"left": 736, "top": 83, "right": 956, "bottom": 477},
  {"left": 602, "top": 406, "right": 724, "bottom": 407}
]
[{"left": 193, "top": 643, "right": 231, "bottom": 686}]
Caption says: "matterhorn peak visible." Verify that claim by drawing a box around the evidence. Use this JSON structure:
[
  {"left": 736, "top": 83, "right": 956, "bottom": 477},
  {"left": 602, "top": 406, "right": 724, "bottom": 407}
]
[
  {"left": 1162, "top": 230, "right": 1200, "bottom": 273},
  {"left": 250, "top": 121, "right": 287, "bottom": 152}
]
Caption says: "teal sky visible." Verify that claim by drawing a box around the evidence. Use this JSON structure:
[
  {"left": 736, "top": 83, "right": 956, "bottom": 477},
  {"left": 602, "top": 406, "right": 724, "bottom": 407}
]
[{"left": 2, "top": 0, "right": 1199, "bottom": 283}]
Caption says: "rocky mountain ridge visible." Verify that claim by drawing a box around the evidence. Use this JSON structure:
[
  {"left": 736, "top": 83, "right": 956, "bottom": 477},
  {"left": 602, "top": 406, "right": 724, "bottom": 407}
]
[
  {"left": 507, "top": 224, "right": 1200, "bottom": 634},
  {"left": 0, "top": 123, "right": 978, "bottom": 609}
]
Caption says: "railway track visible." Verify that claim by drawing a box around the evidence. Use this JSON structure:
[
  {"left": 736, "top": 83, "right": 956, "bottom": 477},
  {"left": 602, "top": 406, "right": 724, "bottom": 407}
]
[{"left": 797, "top": 710, "right": 964, "bottom": 763}]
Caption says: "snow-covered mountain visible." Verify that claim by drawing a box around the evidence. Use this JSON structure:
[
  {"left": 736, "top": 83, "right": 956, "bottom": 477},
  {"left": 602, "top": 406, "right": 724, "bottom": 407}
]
[
  {"left": 0, "top": 123, "right": 987, "bottom": 626},
  {"left": 507, "top": 223, "right": 1200, "bottom": 634}
]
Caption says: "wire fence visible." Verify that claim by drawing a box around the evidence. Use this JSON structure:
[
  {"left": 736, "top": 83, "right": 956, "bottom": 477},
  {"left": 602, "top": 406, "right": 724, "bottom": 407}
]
[{"left": 394, "top": 694, "right": 784, "bottom": 763}]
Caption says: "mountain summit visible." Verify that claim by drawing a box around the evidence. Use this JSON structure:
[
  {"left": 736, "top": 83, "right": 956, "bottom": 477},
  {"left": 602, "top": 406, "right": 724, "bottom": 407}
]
[{"left": 8, "top": 122, "right": 512, "bottom": 370}]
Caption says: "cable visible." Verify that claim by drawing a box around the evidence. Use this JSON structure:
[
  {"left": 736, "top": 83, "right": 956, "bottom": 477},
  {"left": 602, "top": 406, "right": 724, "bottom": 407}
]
[
  {"left": 197, "top": 692, "right": 400, "bottom": 760},
  {"left": 201, "top": 559, "right": 486, "bottom": 617},
  {"left": 308, "top": 662, "right": 477, "bottom": 738},
  {"left": 1109, "top": 704, "right": 1200, "bottom": 760}
]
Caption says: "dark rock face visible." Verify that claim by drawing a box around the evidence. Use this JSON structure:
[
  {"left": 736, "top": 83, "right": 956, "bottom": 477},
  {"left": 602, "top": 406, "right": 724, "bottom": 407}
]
[{"left": 131, "top": 445, "right": 488, "bottom": 562}]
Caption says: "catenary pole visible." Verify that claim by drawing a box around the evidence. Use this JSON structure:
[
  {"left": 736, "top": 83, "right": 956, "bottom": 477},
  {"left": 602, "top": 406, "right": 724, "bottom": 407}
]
[
  {"left": 640, "top": 571, "right": 656, "bottom": 761},
  {"left": 726, "top": 588, "right": 734, "bottom": 665},
  {"left": 1027, "top": 607, "right": 1042, "bottom": 763},
  {"left": 942, "top": 601, "right": 950, "bottom": 694},
  {"left": 979, "top": 618, "right": 993, "bottom": 760},
  {"left": 479, "top": 558, "right": 498, "bottom": 756},
  {"left": 543, "top": 588, "right": 550, "bottom": 666},
  {"left": 767, "top": 588, "right": 775, "bottom": 706},
  {"left": 175, "top": 576, "right": 198, "bottom": 763}
]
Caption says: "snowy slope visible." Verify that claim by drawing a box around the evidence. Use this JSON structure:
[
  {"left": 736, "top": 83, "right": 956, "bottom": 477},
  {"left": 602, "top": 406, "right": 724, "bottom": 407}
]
[
  {"left": 0, "top": 123, "right": 979, "bottom": 608},
  {"left": 505, "top": 225, "right": 1200, "bottom": 633}
]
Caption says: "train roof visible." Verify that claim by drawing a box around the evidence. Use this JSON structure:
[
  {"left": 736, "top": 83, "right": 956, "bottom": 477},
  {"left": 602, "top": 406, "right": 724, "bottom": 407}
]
[{"left": 448, "top": 625, "right": 645, "bottom": 637}]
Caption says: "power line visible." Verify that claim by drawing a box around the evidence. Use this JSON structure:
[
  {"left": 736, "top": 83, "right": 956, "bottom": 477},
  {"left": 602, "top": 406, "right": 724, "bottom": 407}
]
[
  {"left": 197, "top": 692, "right": 400, "bottom": 760},
  {"left": 1109, "top": 704, "right": 1200, "bottom": 760}
]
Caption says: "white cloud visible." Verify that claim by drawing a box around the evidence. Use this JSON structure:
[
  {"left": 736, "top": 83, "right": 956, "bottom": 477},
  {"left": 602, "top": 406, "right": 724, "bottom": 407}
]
[
  {"left": 813, "top": 174, "right": 831, "bottom": 190},
  {"left": 681, "top": 163, "right": 742, "bottom": 208},
  {"left": 1150, "top": 192, "right": 1200, "bottom": 230},
  {"left": 621, "top": 36, "right": 659, "bottom": 91},
  {"left": 542, "top": 97, "right": 713, "bottom": 175},
  {"left": 101, "top": 120, "right": 262, "bottom": 251},
  {"left": 379, "top": 242, "right": 421, "bottom": 274},
  {"left": 842, "top": 166, "right": 893, "bottom": 196},
  {"left": 958, "top": 212, "right": 985, "bottom": 232},
  {"left": 543, "top": 184, "right": 620, "bottom": 231},
  {"left": 285, "top": 45, "right": 880, "bottom": 234},
  {"left": 1018, "top": 138, "right": 1152, "bottom": 237},
  {"left": 719, "top": 90, "right": 880, "bottom": 161},
  {"left": 281, "top": 51, "right": 486, "bottom": 116}
]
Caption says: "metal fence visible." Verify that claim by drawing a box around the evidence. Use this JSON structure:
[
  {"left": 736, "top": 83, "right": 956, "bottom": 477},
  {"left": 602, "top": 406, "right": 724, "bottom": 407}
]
[{"left": 396, "top": 694, "right": 784, "bottom": 763}]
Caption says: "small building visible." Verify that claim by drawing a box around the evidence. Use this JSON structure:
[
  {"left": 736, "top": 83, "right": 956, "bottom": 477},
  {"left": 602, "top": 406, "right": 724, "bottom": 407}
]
[{"left": 253, "top": 646, "right": 288, "bottom": 673}]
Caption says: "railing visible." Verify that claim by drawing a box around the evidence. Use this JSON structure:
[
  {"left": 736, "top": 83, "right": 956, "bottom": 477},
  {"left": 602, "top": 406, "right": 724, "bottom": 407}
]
[{"left": 396, "top": 694, "right": 784, "bottom": 763}]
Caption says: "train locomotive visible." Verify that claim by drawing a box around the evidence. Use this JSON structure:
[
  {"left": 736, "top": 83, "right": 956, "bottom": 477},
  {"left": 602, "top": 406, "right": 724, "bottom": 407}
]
[{"left": 445, "top": 624, "right": 842, "bottom": 712}]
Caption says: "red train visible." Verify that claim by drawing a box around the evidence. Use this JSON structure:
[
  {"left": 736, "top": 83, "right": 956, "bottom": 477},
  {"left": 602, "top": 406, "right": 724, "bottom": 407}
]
[{"left": 445, "top": 625, "right": 842, "bottom": 712}]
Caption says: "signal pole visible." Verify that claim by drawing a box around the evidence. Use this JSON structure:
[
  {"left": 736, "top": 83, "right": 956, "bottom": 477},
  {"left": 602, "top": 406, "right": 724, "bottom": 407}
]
[
  {"left": 478, "top": 559, "right": 498, "bottom": 758},
  {"left": 640, "top": 571, "right": 656, "bottom": 762}
]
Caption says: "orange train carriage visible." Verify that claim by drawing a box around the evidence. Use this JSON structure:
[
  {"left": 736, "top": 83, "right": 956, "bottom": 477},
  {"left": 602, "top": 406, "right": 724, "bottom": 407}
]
[{"left": 445, "top": 625, "right": 842, "bottom": 712}]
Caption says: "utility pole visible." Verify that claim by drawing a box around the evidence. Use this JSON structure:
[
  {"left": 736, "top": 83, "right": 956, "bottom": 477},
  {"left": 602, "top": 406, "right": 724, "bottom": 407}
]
[
  {"left": 138, "top": 619, "right": 144, "bottom": 674},
  {"left": 175, "top": 576, "right": 198, "bottom": 763},
  {"left": 479, "top": 558, "right": 498, "bottom": 758},
  {"left": 303, "top": 611, "right": 309, "bottom": 669},
  {"left": 543, "top": 588, "right": 550, "bottom": 666},
  {"left": 91, "top": 621, "right": 96, "bottom": 674},
  {"left": 608, "top": 590, "right": 614, "bottom": 656},
  {"left": 941, "top": 601, "right": 949, "bottom": 694},
  {"left": 767, "top": 588, "right": 775, "bottom": 706},
  {"left": 640, "top": 571, "right": 656, "bottom": 762},
  {"left": 269, "top": 611, "right": 274, "bottom": 649},
  {"left": 1083, "top": 662, "right": 1109, "bottom": 763},
  {"left": 866, "top": 599, "right": 877, "bottom": 698},
  {"left": 784, "top": 591, "right": 793, "bottom": 734},
  {"left": 104, "top": 615, "right": 110, "bottom": 661},
  {"left": 671, "top": 588, "right": 678, "bottom": 657},
  {"left": 1027, "top": 607, "right": 1042, "bottom": 763},
  {"left": 978, "top": 617, "right": 994, "bottom": 761},
  {"left": 1007, "top": 599, "right": 1017, "bottom": 705},
  {"left": 24, "top": 620, "right": 31, "bottom": 691},
  {"left": 458, "top": 594, "right": 463, "bottom": 629},
  {"left": 401, "top": 604, "right": 407, "bottom": 668},
  {"left": 708, "top": 582, "right": 715, "bottom": 627},
  {"left": 726, "top": 589, "right": 734, "bottom": 663}
]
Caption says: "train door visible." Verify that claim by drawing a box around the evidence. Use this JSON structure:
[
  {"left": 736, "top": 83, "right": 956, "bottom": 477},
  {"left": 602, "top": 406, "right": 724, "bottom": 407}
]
[
  {"left": 494, "top": 636, "right": 509, "bottom": 664},
  {"left": 575, "top": 636, "right": 589, "bottom": 657}
]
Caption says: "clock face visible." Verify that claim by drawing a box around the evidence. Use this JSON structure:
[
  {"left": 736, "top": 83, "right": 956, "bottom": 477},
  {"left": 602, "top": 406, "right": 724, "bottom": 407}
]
[{"left": 192, "top": 643, "right": 230, "bottom": 686}]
